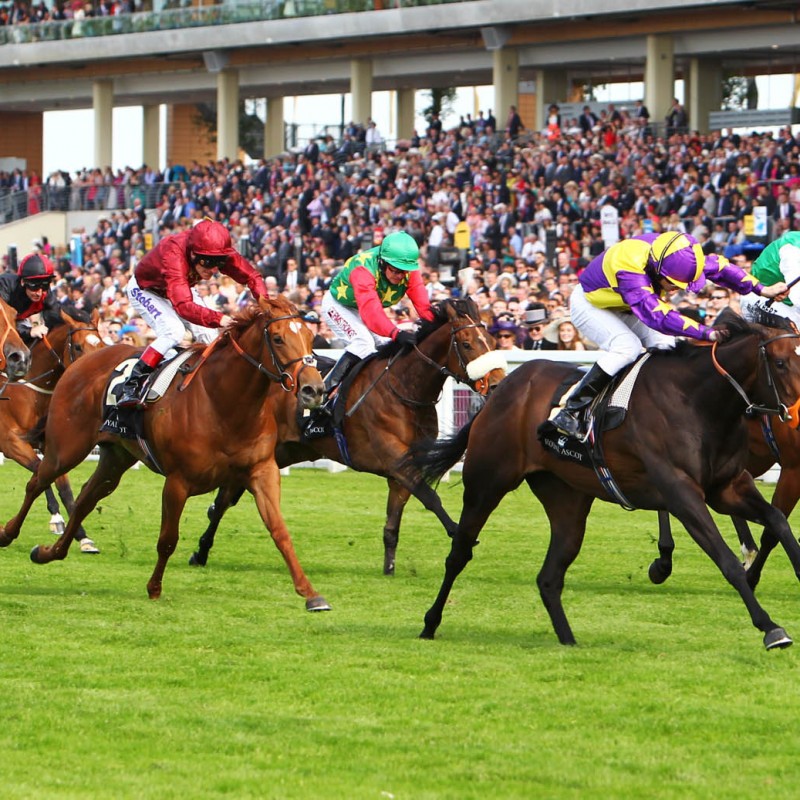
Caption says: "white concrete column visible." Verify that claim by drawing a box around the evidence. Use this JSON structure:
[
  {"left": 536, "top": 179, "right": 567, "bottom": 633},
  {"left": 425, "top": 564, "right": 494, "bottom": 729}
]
[
  {"left": 92, "top": 79, "right": 113, "bottom": 170},
  {"left": 216, "top": 68, "right": 239, "bottom": 162},
  {"left": 533, "top": 68, "right": 568, "bottom": 131},
  {"left": 688, "top": 58, "right": 722, "bottom": 134},
  {"left": 142, "top": 104, "right": 160, "bottom": 171},
  {"left": 493, "top": 48, "right": 519, "bottom": 134},
  {"left": 645, "top": 34, "right": 675, "bottom": 132},
  {"left": 265, "top": 96, "right": 284, "bottom": 157},
  {"left": 350, "top": 59, "right": 373, "bottom": 126},
  {"left": 396, "top": 87, "right": 416, "bottom": 140}
]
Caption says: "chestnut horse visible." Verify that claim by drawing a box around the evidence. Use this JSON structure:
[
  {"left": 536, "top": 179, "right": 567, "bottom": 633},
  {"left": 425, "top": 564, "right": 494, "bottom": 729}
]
[
  {"left": 0, "top": 309, "right": 105, "bottom": 548},
  {"left": 0, "top": 296, "right": 330, "bottom": 610},
  {"left": 0, "top": 297, "right": 32, "bottom": 381},
  {"left": 189, "top": 297, "right": 507, "bottom": 575},
  {"left": 412, "top": 313, "right": 800, "bottom": 650}
]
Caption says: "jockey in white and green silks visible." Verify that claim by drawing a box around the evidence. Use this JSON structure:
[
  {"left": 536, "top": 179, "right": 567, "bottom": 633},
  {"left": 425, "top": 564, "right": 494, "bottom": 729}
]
[{"left": 740, "top": 231, "right": 800, "bottom": 328}]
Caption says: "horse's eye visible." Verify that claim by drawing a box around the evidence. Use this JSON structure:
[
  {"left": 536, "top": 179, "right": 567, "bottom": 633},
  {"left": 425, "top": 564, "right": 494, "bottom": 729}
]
[
  {"left": 774, "top": 358, "right": 786, "bottom": 369},
  {"left": 461, "top": 342, "right": 472, "bottom": 350},
  {"left": 272, "top": 335, "right": 284, "bottom": 345}
]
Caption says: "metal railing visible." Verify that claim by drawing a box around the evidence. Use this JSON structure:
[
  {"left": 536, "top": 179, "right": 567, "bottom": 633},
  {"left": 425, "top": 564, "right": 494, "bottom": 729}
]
[{"left": 0, "top": 0, "right": 470, "bottom": 46}]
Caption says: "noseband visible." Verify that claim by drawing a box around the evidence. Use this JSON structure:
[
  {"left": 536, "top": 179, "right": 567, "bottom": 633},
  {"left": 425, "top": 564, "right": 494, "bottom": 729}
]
[
  {"left": 229, "top": 312, "right": 317, "bottom": 394},
  {"left": 712, "top": 331, "right": 800, "bottom": 423}
]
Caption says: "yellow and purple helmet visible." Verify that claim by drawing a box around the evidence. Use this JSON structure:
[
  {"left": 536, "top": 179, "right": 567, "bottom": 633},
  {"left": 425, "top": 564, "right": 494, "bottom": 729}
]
[{"left": 648, "top": 232, "right": 705, "bottom": 289}]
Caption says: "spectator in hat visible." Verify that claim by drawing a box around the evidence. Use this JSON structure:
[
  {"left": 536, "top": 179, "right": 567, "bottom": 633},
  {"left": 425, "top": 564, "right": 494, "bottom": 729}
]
[
  {"left": 490, "top": 316, "right": 523, "bottom": 351},
  {"left": 302, "top": 309, "right": 331, "bottom": 350},
  {"left": 522, "top": 304, "right": 557, "bottom": 351},
  {"left": 544, "top": 315, "right": 587, "bottom": 352}
]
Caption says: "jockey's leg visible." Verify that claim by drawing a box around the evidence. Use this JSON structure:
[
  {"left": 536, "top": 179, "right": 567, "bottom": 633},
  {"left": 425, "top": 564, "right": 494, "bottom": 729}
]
[{"left": 117, "top": 346, "right": 162, "bottom": 407}]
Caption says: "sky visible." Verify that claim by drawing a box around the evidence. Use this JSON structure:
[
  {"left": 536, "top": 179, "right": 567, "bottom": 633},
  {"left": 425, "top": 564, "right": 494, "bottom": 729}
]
[{"left": 41, "top": 75, "right": 796, "bottom": 177}]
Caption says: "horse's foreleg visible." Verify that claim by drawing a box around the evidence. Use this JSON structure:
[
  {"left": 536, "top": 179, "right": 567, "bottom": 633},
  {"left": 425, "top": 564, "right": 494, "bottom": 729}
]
[
  {"left": 189, "top": 485, "right": 245, "bottom": 567},
  {"left": 0, "top": 467, "right": 50, "bottom": 547},
  {"left": 421, "top": 464, "right": 513, "bottom": 640},
  {"left": 650, "top": 510, "right": 676, "bottom": 585},
  {"left": 678, "top": 474, "right": 791, "bottom": 650},
  {"left": 31, "top": 446, "right": 136, "bottom": 565},
  {"left": 248, "top": 461, "right": 330, "bottom": 612},
  {"left": 383, "top": 478, "right": 411, "bottom": 576},
  {"left": 147, "top": 474, "right": 189, "bottom": 600},
  {"left": 530, "top": 474, "right": 594, "bottom": 646}
]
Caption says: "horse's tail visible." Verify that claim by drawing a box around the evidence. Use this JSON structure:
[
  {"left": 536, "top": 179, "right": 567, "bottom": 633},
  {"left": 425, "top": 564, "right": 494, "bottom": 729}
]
[
  {"left": 24, "top": 415, "right": 47, "bottom": 449},
  {"left": 408, "top": 416, "right": 475, "bottom": 485}
]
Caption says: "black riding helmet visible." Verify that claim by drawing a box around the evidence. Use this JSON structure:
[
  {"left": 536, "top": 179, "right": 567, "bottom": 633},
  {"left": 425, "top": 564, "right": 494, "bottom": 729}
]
[{"left": 18, "top": 253, "right": 55, "bottom": 288}]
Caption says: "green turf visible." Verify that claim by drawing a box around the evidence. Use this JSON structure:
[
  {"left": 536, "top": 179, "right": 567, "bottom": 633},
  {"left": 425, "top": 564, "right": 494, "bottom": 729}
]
[{"left": 0, "top": 461, "right": 798, "bottom": 799}]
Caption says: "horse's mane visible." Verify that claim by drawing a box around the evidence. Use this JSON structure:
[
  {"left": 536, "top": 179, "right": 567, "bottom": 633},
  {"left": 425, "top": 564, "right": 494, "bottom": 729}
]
[
  {"left": 227, "top": 295, "right": 298, "bottom": 338},
  {"left": 375, "top": 297, "right": 480, "bottom": 359}
]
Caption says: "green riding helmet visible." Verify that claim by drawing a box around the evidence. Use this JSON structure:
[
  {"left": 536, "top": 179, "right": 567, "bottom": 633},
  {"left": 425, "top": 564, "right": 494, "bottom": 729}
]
[{"left": 379, "top": 231, "right": 420, "bottom": 271}]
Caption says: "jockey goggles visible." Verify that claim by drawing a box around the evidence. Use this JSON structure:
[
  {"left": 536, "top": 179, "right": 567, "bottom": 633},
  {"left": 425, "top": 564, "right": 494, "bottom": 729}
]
[
  {"left": 22, "top": 278, "right": 52, "bottom": 291},
  {"left": 195, "top": 254, "right": 229, "bottom": 271}
]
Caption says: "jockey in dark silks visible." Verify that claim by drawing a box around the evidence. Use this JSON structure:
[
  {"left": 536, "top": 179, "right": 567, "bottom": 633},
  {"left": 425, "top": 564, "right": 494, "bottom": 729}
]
[
  {"left": 553, "top": 231, "right": 790, "bottom": 439},
  {"left": 117, "top": 219, "right": 268, "bottom": 407},
  {"left": 0, "top": 253, "right": 61, "bottom": 345},
  {"left": 319, "top": 230, "right": 434, "bottom": 397}
]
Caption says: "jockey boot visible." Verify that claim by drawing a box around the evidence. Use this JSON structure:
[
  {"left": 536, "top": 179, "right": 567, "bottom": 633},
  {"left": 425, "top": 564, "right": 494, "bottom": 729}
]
[
  {"left": 552, "top": 363, "right": 611, "bottom": 439},
  {"left": 318, "top": 351, "right": 362, "bottom": 416},
  {"left": 117, "top": 360, "right": 155, "bottom": 408}
]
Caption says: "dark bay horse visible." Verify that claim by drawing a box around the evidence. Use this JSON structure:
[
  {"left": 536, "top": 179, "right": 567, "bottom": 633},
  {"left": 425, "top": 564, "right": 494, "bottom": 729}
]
[
  {"left": 412, "top": 313, "right": 800, "bottom": 650},
  {"left": 0, "top": 309, "right": 105, "bottom": 547},
  {"left": 0, "top": 296, "right": 330, "bottom": 610},
  {"left": 0, "top": 297, "right": 32, "bottom": 381},
  {"left": 189, "top": 297, "right": 507, "bottom": 575}
]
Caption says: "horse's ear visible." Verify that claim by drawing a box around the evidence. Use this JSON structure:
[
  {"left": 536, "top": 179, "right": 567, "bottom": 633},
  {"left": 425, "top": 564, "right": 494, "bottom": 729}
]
[
  {"left": 257, "top": 296, "right": 271, "bottom": 313},
  {"left": 91, "top": 308, "right": 100, "bottom": 326},
  {"left": 445, "top": 301, "right": 459, "bottom": 321},
  {"left": 60, "top": 308, "right": 74, "bottom": 326}
]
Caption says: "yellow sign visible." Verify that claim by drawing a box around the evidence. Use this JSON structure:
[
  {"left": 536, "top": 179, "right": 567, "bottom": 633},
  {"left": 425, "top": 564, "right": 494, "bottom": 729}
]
[
  {"left": 743, "top": 215, "right": 754, "bottom": 236},
  {"left": 144, "top": 232, "right": 153, "bottom": 252},
  {"left": 454, "top": 221, "right": 470, "bottom": 250}
]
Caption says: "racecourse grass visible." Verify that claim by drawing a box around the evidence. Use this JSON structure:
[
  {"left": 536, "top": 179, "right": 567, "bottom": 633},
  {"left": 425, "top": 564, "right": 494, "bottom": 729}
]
[{"left": 1, "top": 462, "right": 800, "bottom": 799}]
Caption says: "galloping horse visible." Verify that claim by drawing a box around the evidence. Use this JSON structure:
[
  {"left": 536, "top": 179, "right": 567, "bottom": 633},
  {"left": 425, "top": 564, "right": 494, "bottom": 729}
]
[
  {"left": 0, "top": 297, "right": 32, "bottom": 381},
  {"left": 0, "top": 309, "right": 105, "bottom": 548},
  {"left": 0, "top": 296, "right": 330, "bottom": 610},
  {"left": 412, "top": 313, "right": 800, "bottom": 650},
  {"left": 189, "top": 297, "right": 507, "bottom": 575}
]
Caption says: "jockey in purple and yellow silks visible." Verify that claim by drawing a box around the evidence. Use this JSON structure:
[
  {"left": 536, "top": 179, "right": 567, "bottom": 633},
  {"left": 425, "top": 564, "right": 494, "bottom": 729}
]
[{"left": 553, "top": 231, "right": 789, "bottom": 439}]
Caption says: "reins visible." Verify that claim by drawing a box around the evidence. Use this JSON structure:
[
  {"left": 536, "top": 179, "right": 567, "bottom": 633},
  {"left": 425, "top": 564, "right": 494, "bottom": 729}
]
[
  {"left": 711, "top": 331, "right": 800, "bottom": 421},
  {"left": 19, "top": 325, "right": 101, "bottom": 393}
]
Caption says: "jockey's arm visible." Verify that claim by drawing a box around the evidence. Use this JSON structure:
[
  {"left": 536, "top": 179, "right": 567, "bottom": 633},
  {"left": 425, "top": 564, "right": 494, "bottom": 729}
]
[{"left": 350, "top": 267, "right": 403, "bottom": 339}]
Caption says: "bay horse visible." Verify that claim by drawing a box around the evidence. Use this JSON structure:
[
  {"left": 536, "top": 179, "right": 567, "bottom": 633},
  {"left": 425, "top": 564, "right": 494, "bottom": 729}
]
[
  {"left": 0, "top": 308, "right": 105, "bottom": 549},
  {"left": 189, "top": 297, "right": 507, "bottom": 575},
  {"left": 0, "top": 297, "right": 32, "bottom": 381},
  {"left": 411, "top": 312, "right": 800, "bottom": 650},
  {"left": 0, "top": 296, "right": 330, "bottom": 610}
]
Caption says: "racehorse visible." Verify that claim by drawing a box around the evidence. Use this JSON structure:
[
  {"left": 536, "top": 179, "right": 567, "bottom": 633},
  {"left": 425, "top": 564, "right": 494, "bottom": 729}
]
[
  {"left": 0, "top": 297, "right": 32, "bottom": 381},
  {"left": 0, "top": 296, "right": 330, "bottom": 610},
  {"left": 411, "top": 312, "right": 800, "bottom": 650},
  {"left": 0, "top": 309, "right": 105, "bottom": 549},
  {"left": 188, "top": 297, "right": 507, "bottom": 575}
]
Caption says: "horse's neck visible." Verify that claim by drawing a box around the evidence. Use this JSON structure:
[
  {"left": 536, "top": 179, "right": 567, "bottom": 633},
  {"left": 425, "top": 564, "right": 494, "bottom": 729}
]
[
  {"left": 204, "top": 331, "right": 274, "bottom": 406},
  {"left": 28, "top": 332, "right": 65, "bottom": 387},
  {"left": 400, "top": 330, "right": 452, "bottom": 401}
]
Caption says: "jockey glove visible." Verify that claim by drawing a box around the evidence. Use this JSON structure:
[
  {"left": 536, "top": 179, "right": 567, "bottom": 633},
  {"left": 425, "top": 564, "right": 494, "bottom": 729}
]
[
  {"left": 708, "top": 327, "right": 731, "bottom": 343},
  {"left": 395, "top": 330, "right": 417, "bottom": 348}
]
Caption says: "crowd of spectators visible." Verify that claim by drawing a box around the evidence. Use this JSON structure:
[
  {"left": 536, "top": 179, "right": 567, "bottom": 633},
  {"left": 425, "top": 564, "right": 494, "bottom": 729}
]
[
  {"left": 0, "top": 0, "right": 137, "bottom": 27},
  {"left": 3, "top": 103, "right": 800, "bottom": 352}
]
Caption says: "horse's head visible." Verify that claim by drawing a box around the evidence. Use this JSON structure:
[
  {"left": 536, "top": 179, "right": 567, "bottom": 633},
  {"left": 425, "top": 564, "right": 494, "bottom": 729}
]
[
  {"left": 248, "top": 295, "right": 325, "bottom": 409},
  {"left": 714, "top": 308, "right": 800, "bottom": 427},
  {"left": 57, "top": 308, "right": 106, "bottom": 368},
  {"left": 0, "top": 298, "right": 30, "bottom": 380},
  {"left": 416, "top": 298, "right": 507, "bottom": 396}
]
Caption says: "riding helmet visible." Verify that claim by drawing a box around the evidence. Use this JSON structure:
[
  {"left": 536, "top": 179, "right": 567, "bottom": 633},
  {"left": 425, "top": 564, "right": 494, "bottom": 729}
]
[
  {"left": 379, "top": 231, "right": 420, "bottom": 271},
  {"left": 648, "top": 232, "right": 705, "bottom": 289},
  {"left": 17, "top": 253, "right": 55, "bottom": 283},
  {"left": 188, "top": 219, "right": 236, "bottom": 258}
]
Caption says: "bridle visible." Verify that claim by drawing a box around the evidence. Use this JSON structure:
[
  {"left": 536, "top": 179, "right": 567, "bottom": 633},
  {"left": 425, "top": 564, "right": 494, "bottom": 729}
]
[
  {"left": 228, "top": 312, "right": 317, "bottom": 394},
  {"left": 19, "top": 325, "right": 101, "bottom": 394},
  {"left": 711, "top": 331, "right": 800, "bottom": 423}
]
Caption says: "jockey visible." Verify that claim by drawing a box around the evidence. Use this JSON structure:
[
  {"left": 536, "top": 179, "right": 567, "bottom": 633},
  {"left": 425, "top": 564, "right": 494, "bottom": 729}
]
[
  {"left": 553, "top": 231, "right": 789, "bottom": 439},
  {"left": 0, "top": 252, "right": 61, "bottom": 343},
  {"left": 320, "top": 230, "right": 434, "bottom": 399},
  {"left": 117, "top": 219, "right": 268, "bottom": 407},
  {"left": 739, "top": 231, "right": 800, "bottom": 328}
]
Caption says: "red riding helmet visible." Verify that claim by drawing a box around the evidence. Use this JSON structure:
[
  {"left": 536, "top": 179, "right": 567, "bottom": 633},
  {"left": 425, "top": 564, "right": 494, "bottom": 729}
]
[
  {"left": 18, "top": 253, "right": 55, "bottom": 284},
  {"left": 188, "top": 219, "right": 236, "bottom": 258}
]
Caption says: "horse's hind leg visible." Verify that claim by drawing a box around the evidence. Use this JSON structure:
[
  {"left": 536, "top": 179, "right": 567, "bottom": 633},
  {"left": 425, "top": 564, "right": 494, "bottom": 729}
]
[
  {"left": 248, "top": 460, "right": 330, "bottom": 612},
  {"left": 649, "top": 510, "right": 676, "bottom": 585},
  {"left": 188, "top": 485, "right": 245, "bottom": 567},
  {"left": 31, "top": 445, "right": 137, "bottom": 565},
  {"left": 53, "top": 474, "right": 96, "bottom": 551},
  {"left": 384, "top": 478, "right": 411, "bottom": 576},
  {"left": 147, "top": 474, "right": 190, "bottom": 600},
  {"left": 529, "top": 474, "right": 594, "bottom": 646}
]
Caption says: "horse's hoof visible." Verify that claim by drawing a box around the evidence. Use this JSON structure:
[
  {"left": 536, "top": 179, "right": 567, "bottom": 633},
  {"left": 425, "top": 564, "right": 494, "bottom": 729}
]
[
  {"left": 383, "top": 563, "right": 395, "bottom": 576},
  {"left": 306, "top": 596, "right": 331, "bottom": 612},
  {"left": 764, "top": 627, "right": 793, "bottom": 650},
  {"left": 648, "top": 561, "right": 671, "bottom": 585},
  {"left": 30, "top": 546, "right": 43, "bottom": 564},
  {"left": 188, "top": 552, "right": 207, "bottom": 567},
  {"left": 419, "top": 628, "right": 436, "bottom": 640}
]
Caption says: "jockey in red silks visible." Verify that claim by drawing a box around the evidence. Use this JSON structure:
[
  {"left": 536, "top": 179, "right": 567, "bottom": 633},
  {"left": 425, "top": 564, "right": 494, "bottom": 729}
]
[
  {"left": 320, "top": 230, "right": 434, "bottom": 399},
  {"left": 0, "top": 252, "right": 62, "bottom": 343},
  {"left": 117, "top": 219, "right": 267, "bottom": 407},
  {"left": 553, "top": 231, "right": 789, "bottom": 439}
]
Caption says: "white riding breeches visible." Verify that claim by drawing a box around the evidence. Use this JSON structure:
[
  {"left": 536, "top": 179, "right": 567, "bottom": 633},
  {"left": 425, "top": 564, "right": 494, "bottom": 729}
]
[
  {"left": 321, "top": 292, "right": 392, "bottom": 359},
  {"left": 570, "top": 285, "right": 675, "bottom": 376},
  {"left": 127, "top": 275, "right": 219, "bottom": 357}
]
